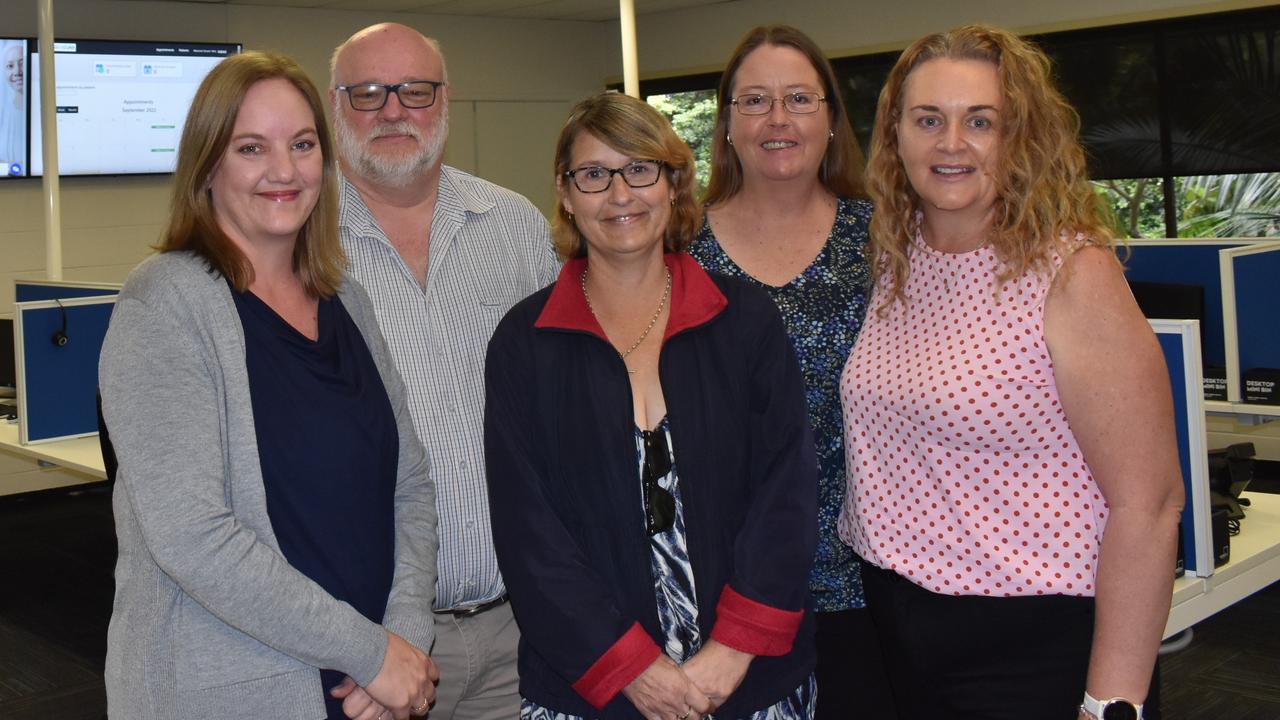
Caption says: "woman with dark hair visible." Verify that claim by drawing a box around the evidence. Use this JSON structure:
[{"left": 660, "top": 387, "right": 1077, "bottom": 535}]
[
  {"left": 485, "top": 91, "right": 818, "bottom": 720},
  {"left": 688, "top": 24, "right": 891, "bottom": 719},
  {"left": 843, "top": 24, "right": 1183, "bottom": 719},
  {"left": 99, "top": 51, "right": 438, "bottom": 720}
]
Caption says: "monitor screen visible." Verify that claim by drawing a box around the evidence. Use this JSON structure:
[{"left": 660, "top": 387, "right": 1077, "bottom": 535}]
[
  {"left": 28, "top": 39, "right": 240, "bottom": 176},
  {"left": 1, "top": 38, "right": 29, "bottom": 178},
  {"left": 0, "top": 318, "right": 15, "bottom": 391}
]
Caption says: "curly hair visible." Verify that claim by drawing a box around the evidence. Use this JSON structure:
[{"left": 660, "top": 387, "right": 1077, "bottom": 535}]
[
  {"left": 866, "top": 24, "right": 1113, "bottom": 311},
  {"left": 703, "top": 24, "right": 866, "bottom": 206},
  {"left": 552, "top": 92, "right": 700, "bottom": 260}
]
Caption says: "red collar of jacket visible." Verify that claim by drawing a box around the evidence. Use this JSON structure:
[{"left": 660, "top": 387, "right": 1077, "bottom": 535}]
[{"left": 534, "top": 251, "right": 728, "bottom": 342}]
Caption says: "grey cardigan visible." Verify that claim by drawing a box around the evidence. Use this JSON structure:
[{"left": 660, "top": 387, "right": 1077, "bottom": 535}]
[{"left": 99, "top": 252, "right": 437, "bottom": 720}]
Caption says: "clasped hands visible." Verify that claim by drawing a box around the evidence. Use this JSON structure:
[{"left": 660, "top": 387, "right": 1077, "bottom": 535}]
[
  {"left": 623, "top": 640, "right": 753, "bottom": 720},
  {"left": 331, "top": 630, "right": 440, "bottom": 720}
]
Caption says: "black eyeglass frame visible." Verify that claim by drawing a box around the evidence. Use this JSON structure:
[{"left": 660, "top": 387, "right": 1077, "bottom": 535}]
[
  {"left": 730, "top": 92, "right": 827, "bottom": 116},
  {"left": 640, "top": 428, "right": 676, "bottom": 537},
  {"left": 336, "top": 80, "right": 445, "bottom": 111},
  {"left": 563, "top": 160, "right": 665, "bottom": 194}
]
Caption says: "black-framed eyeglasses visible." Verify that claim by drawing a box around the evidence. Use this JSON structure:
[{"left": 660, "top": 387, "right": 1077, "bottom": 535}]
[
  {"left": 640, "top": 428, "right": 675, "bottom": 537},
  {"left": 731, "top": 92, "right": 826, "bottom": 116},
  {"left": 336, "top": 81, "right": 444, "bottom": 111},
  {"left": 564, "top": 160, "right": 664, "bottom": 194}
]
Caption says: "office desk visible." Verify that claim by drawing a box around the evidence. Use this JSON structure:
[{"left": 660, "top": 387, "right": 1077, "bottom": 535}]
[
  {"left": 0, "top": 422, "right": 107, "bottom": 495},
  {"left": 1166, "top": 492, "right": 1280, "bottom": 637}
]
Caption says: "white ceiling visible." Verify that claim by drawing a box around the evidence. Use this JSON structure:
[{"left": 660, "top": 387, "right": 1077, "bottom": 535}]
[{"left": 165, "top": 0, "right": 735, "bottom": 22}]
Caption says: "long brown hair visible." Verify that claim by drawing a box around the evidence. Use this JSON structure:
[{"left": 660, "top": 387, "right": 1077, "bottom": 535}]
[
  {"left": 552, "top": 92, "right": 700, "bottom": 260},
  {"left": 866, "top": 24, "right": 1113, "bottom": 311},
  {"left": 703, "top": 25, "right": 866, "bottom": 206},
  {"left": 159, "top": 51, "right": 343, "bottom": 297}
]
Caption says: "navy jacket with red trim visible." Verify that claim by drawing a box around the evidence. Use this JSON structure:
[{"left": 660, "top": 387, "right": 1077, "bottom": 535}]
[{"left": 484, "top": 252, "right": 817, "bottom": 718}]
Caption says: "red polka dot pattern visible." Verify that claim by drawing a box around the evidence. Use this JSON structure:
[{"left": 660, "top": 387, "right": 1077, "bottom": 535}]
[{"left": 837, "top": 236, "right": 1107, "bottom": 597}]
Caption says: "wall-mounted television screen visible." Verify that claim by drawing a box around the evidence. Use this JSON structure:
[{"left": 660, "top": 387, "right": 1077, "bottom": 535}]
[
  {"left": 28, "top": 39, "right": 240, "bottom": 176},
  {"left": 1, "top": 38, "right": 29, "bottom": 178}
]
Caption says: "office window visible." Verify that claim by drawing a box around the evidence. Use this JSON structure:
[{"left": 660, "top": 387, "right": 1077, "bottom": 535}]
[
  {"left": 648, "top": 90, "right": 717, "bottom": 195},
  {"left": 639, "top": 6, "right": 1280, "bottom": 239},
  {"left": 1095, "top": 177, "right": 1167, "bottom": 239},
  {"left": 1174, "top": 173, "right": 1280, "bottom": 238}
]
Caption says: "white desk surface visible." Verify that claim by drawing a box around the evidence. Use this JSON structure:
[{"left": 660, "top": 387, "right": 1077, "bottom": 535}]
[
  {"left": 0, "top": 421, "right": 108, "bottom": 481},
  {"left": 1166, "top": 491, "right": 1280, "bottom": 637}
]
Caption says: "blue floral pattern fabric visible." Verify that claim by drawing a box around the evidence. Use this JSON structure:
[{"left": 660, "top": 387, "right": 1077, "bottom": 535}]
[
  {"left": 520, "top": 418, "right": 815, "bottom": 719},
  {"left": 689, "top": 196, "right": 874, "bottom": 613}
]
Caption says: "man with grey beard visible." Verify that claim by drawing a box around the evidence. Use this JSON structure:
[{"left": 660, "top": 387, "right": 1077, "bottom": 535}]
[{"left": 330, "top": 22, "right": 558, "bottom": 720}]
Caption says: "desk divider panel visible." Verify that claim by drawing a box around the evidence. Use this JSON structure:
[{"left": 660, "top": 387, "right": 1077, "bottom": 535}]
[
  {"left": 1220, "top": 242, "right": 1280, "bottom": 404},
  {"left": 14, "top": 295, "right": 117, "bottom": 445},
  {"left": 14, "top": 280, "right": 122, "bottom": 303},
  {"left": 1123, "top": 240, "right": 1254, "bottom": 370},
  {"left": 1151, "top": 319, "right": 1213, "bottom": 577}
]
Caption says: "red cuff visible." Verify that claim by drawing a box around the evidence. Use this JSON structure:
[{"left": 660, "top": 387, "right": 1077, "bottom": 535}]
[
  {"left": 709, "top": 584, "right": 804, "bottom": 657},
  {"left": 572, "top": 622, "right": 661, "bottom": 710}
]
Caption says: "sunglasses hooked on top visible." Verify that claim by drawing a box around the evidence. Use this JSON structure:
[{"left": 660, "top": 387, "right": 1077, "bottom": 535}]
[{"left": 640, "top": 427, "right": 675, "bottom": 537}]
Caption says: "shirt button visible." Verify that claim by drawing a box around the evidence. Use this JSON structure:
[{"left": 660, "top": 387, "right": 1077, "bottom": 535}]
[{"left": 457, "top": 460, "right": 468, "bottom": 470}]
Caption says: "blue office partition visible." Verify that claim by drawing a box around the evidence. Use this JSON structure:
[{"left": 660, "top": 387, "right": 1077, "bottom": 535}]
[
  {"left": 14, "top": 296, "right": 117, "bottom": 444},
  {"left": 1124, "top": 242, "right": 1249, "bottom": 368},
  {"left": 1232, "top": 247, "right": 1280, "bottom": 378},
  {"left": 14, "top": 280, "right": 121, "bottom": 302},
  {"left": 1151, "top": 319, "right": 1213, "bottom": 576}
]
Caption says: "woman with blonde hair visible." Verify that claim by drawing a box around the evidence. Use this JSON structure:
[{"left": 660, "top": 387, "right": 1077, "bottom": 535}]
[
  {"left": 100, "top": 51, "right": 438, "bottom": 720},
  {"left": 486, "top": 91, "right": 818, "bottom": 720},
  {"left": 841, "top": 24, "right": 1183, "bottom": 719}
]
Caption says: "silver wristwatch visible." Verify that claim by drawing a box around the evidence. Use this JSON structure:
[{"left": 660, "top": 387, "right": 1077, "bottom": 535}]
[{"left": 1081, "top": 691, "right": 1143, "bottom": 720}]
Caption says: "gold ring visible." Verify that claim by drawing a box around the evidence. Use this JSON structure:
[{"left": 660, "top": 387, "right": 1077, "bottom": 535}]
[
  {"left": 414, "top": 698, "right": 430, "bottom": 714},
  {"left": 679, "top": 709, "right": 691, "bottom": 720}
]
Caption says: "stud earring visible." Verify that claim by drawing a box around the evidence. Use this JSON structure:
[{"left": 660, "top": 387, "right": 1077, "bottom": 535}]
[
  {"left": 726, "top": 133, "right": 733, "bottom": 146},
  {"left": 828, "top": 130, "right": 834, "bottom": 142}
]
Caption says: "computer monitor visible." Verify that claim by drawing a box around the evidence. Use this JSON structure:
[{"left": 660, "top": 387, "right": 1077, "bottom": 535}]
[
  {"left": 1129, "top": 280, "right": 1208, "bottom": 361},
  {"left": 1, "top": 38, "right": 29, "bottom": 178},
  {"left": 0, "top": 318, "right": 15, "bottom": 393},
  {"left": 28, "top": 38, "right": 240, "bottom": 176}
]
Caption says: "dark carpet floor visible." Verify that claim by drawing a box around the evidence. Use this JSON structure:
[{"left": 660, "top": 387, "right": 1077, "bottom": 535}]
[{"left": 1, "top": 483, "right": 1278, "bottom": 720}]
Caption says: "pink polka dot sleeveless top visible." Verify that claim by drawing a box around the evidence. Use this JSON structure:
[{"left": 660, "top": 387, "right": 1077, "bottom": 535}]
[{"left": 838, "top": 234, "right": 1105, "bottom": 597}]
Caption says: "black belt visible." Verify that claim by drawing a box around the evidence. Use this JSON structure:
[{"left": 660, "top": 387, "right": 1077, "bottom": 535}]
[{"left": 434, "top": 593, "right": 510, "bottom": 618}]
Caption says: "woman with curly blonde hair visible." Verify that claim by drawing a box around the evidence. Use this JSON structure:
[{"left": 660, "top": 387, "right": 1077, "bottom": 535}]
[{"left": 839, "top": 25, "right": 1183, "bottom": 719}]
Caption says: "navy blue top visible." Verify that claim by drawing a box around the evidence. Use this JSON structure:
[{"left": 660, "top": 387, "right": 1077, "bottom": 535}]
[
  {"left": 689, "top": 196, "right": 873, "bottom": 612},
  {"left": 232, "top": 288, "right": 398, "bottom": 718},
  {"left": 486, "top": 254, "right": 817, "bottom": 719}
]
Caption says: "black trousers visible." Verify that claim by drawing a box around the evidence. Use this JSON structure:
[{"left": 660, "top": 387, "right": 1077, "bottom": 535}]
[
  {"left": 862, "top": 562, "right": 1160, "bottom": 720},
  {"left": 814, "top": 606, "right": 898, "bottom": 719}
]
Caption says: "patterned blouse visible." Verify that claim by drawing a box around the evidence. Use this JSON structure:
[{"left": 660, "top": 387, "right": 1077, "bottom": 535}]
[
  {"left": 840, "top": 233, "right": 1106, "bottom": 597},
  {"left": 689, "top": 196, "right": 874, "bottom": 612}
]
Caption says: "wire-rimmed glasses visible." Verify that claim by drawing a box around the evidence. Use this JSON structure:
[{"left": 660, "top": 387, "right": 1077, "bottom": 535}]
[{"left": 731, "top": 92, "right": 826, "bottom": 115}]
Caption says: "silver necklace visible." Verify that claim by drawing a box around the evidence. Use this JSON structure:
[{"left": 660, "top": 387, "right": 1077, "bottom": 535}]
[{"left": 581, "top": 267, "right": 672, "bottom": 373}]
